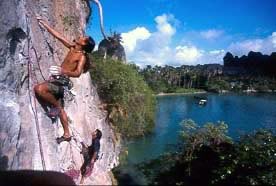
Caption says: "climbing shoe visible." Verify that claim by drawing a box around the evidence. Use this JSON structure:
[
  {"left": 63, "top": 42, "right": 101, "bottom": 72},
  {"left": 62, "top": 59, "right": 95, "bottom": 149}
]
[{"left": 56, "top": 136, "right": 72, "bottom": 144}]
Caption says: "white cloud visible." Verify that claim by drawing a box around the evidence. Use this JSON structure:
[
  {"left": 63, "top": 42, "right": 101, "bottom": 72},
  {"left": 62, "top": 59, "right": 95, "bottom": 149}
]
[
  {"left": 121, "top": 13, "right": 177, "bottom": 67},
  {"left": 272, "top": 32, "right": 276, "bottom": 47},
  {"left": 209, "top": 49, "right": 225, "bottom": 55},
  {"left": 155, "top": 14, "right": 176, "bottom": 36},
  {"left": 122, "top": 14, "right": 227, "bottom": 67},
  {"left": 173, "top": 48, "right": 226, "bottom": 66},
  {"left": 228, "top": 32, "right": 276, "bottom": 56},
  {"left": 200, "top": 29, "right": 224, "bottom": 40},
  {"left": 175, "top": 46, "right": 202, "bottom": 64},
  {"left": 121, "top": 27, "right": 151, "bottom": 53},
  {"left": 121, "top": 13, "right": 276, "bottom": 67},
  {"left": 228, "top": 40, "right": 263, "bottom": 55},
  {"left": 203, "top": 50, "right": 226, "bottom": 64}
]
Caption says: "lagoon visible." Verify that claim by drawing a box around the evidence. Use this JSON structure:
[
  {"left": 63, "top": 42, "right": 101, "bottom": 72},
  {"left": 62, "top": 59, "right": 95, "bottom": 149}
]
[{"left": 126, "top": 93, "right": 276, "bottom": 164}]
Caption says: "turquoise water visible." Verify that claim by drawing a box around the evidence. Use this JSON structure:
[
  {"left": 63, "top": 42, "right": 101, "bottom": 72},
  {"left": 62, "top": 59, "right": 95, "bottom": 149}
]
[{"left": 126, "top": 93, "right": 276, "bottom": 164}]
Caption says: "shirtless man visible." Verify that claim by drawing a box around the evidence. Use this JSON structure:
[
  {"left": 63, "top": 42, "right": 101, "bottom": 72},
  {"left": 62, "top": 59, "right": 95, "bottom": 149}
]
[{"left": 34, "top": 17, "right": 95, "bottom": 144}]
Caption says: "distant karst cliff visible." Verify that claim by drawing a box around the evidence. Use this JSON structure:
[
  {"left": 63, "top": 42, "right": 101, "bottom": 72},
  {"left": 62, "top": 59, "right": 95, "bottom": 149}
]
[
  {"left": 223, "top": 51, "right": 276, "bottom": 76},
  {"left": 0, "top": 0, "right": 119, "bottom": 185}
]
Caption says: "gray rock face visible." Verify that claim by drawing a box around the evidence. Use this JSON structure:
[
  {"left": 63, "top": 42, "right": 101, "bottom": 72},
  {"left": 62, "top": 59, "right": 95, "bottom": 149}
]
[{"left": 0, "top": 0, "right": 119, "bottom": 185}]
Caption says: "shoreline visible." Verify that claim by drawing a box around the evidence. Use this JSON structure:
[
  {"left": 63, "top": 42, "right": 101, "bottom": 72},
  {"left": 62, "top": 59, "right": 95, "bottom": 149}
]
[
  {"left": 156, "top": 91, "right": 207, "bottom": 96},
  {"left": 156, "top": 90, "right": 276, "bottom": 97}
]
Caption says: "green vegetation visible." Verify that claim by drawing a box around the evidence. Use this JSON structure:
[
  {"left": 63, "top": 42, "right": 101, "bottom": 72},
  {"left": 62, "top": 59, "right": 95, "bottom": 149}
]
[
  {"left": 207, "top": 78, "right": 231, "bottom": 92},
  {"left": 139, "top": 64, "right": 276, "bottom": 94},
  {"left": 90, "top": 54, "right": 156, "bottom": 138},
  {"left": 174, "top": 88, "right": 205, "bottom": 94},
  {"left": 139, "top": 65, "right": 222, "bottom": 94},
  {"left": 138, "top": 120, "right": 276, "bottom": 186}
]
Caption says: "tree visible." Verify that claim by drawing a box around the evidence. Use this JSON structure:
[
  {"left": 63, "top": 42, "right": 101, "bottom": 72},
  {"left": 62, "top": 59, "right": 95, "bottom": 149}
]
[
  {"left": 139, "top": 120, "right": 276, "bottom": 186},
  {"left": 90, "top": 55, "right": 156, "bottom": 138}
]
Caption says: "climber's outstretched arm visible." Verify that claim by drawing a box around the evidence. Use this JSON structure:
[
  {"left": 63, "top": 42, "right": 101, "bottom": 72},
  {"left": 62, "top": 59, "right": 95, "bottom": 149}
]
[{"left": 37, "top": 17, "right": 74, "bottom": 48}]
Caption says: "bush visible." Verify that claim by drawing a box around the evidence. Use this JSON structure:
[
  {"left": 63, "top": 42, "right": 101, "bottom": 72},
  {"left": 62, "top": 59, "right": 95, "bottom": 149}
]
[
  {"left": 207, "top": 79, "right": 231, "bottom": 92},
  {"left": 174, "top": 88, "right": 204, "bottom": 94},
  {"left": 90, "top": 55, "right": 156, "bottom": 138},
  {"left": 140, "top": 120, "right": 276, "bottom": 186},
  {"left": 148, "top": 80, "right": 168, "bottom": 93},
  {"left": 232, "top": 130, "right": 276, "bottom": 185}
]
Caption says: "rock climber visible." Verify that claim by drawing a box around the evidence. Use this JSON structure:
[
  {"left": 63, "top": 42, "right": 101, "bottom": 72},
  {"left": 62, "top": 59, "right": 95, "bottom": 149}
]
[
  {"left": 34, "top": 16, "right": 95, "bottom": 144},
  {"left": 80, "top": 129, "right": 102, "bottom": 184}
]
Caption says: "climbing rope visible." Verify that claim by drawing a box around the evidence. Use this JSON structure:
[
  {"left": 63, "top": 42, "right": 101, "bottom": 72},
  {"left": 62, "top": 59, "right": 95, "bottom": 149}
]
[
  {"left": 59, "top": 142, "right": 70, "bottom": 168},
  {"left": 25, "top": 6, "right": 49, "bottom": 80},
  {"left": 24, "top": 6, "right": 48, "bottom": 170},
  {"left": 31, "top": 45, "right": 46, "bottom": 81},
  {"left": 69, "top": 119, "right": 83, "bottom": 142},
  {"left": 24, "top": 3, "right": 103, "bottom": 174},
  {"left": 24, "top": 3, "right": 63, "bottom": 171},
  {"left": 26, "top": 39, "right": 46, "bottom": 171},
  {"left": 58, "top": 121, "right": 85, "bottom": 181}
]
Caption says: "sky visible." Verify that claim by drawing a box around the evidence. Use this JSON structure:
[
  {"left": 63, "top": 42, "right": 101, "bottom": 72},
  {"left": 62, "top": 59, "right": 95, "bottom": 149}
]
[{"left": 86, "top": 0, "right": 276, "bottom": 67}]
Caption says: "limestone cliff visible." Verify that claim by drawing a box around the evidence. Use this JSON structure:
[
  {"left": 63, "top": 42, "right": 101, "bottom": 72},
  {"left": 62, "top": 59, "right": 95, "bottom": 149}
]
[{"left": 0, "top": 0, "right": 119, "bottom": 185}]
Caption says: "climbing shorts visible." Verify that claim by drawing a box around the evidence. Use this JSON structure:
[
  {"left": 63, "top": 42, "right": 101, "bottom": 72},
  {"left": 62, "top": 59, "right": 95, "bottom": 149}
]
[{"left": 48, "top": 75, "right": 72, "bottom": 98}]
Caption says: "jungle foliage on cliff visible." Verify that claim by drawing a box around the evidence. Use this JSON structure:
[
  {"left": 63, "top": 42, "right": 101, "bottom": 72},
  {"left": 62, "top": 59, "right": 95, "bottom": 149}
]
[
  {"left": 139, "top": 51, "right": 276, "bottom": 93},
  {"left": 89, "top": 54, "right": 156, "bottom": 138},
  {"left": 139, "top": 120, "right": 276, "bottom": 186},
  {"left": 140, "top": 64, "right": 219, "bottom": 93}
]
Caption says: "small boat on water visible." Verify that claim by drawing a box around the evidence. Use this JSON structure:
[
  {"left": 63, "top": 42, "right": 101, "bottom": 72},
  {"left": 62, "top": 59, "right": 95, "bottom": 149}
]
[
  {"left": 198, "top": 99, "right": 207, "bottom": 105},
  {"left": 194, "top": 96, "right": 208, "bottom": 105}
]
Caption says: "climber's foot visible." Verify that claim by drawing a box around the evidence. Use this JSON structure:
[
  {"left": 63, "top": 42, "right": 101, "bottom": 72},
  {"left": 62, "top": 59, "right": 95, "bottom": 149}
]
[
  {"left": 46, "top": 107, "right": 61, "bottom": 119},
  {"left": 56, "top": 135, "right": 72, "bottom": 144}
]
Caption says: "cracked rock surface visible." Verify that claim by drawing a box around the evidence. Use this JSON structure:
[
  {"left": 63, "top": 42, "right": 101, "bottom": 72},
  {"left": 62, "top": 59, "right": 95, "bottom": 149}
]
[{"left": 0, "top": 0, "right": 119, "bottom": 185}]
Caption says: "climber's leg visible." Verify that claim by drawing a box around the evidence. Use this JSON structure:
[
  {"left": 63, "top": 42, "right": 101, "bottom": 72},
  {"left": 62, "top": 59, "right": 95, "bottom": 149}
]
[
  {"left": 59, "top": 108, "right": 70, "bottom": 138},
  {"left": 80, "top": 162, "right": 87, "bottom": 184},
  {"left": 34, "top": 82, "right": 71, "bottom": 143},
  {"left": 34, "top": 82, "right": 61, "bottom": 108}
]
